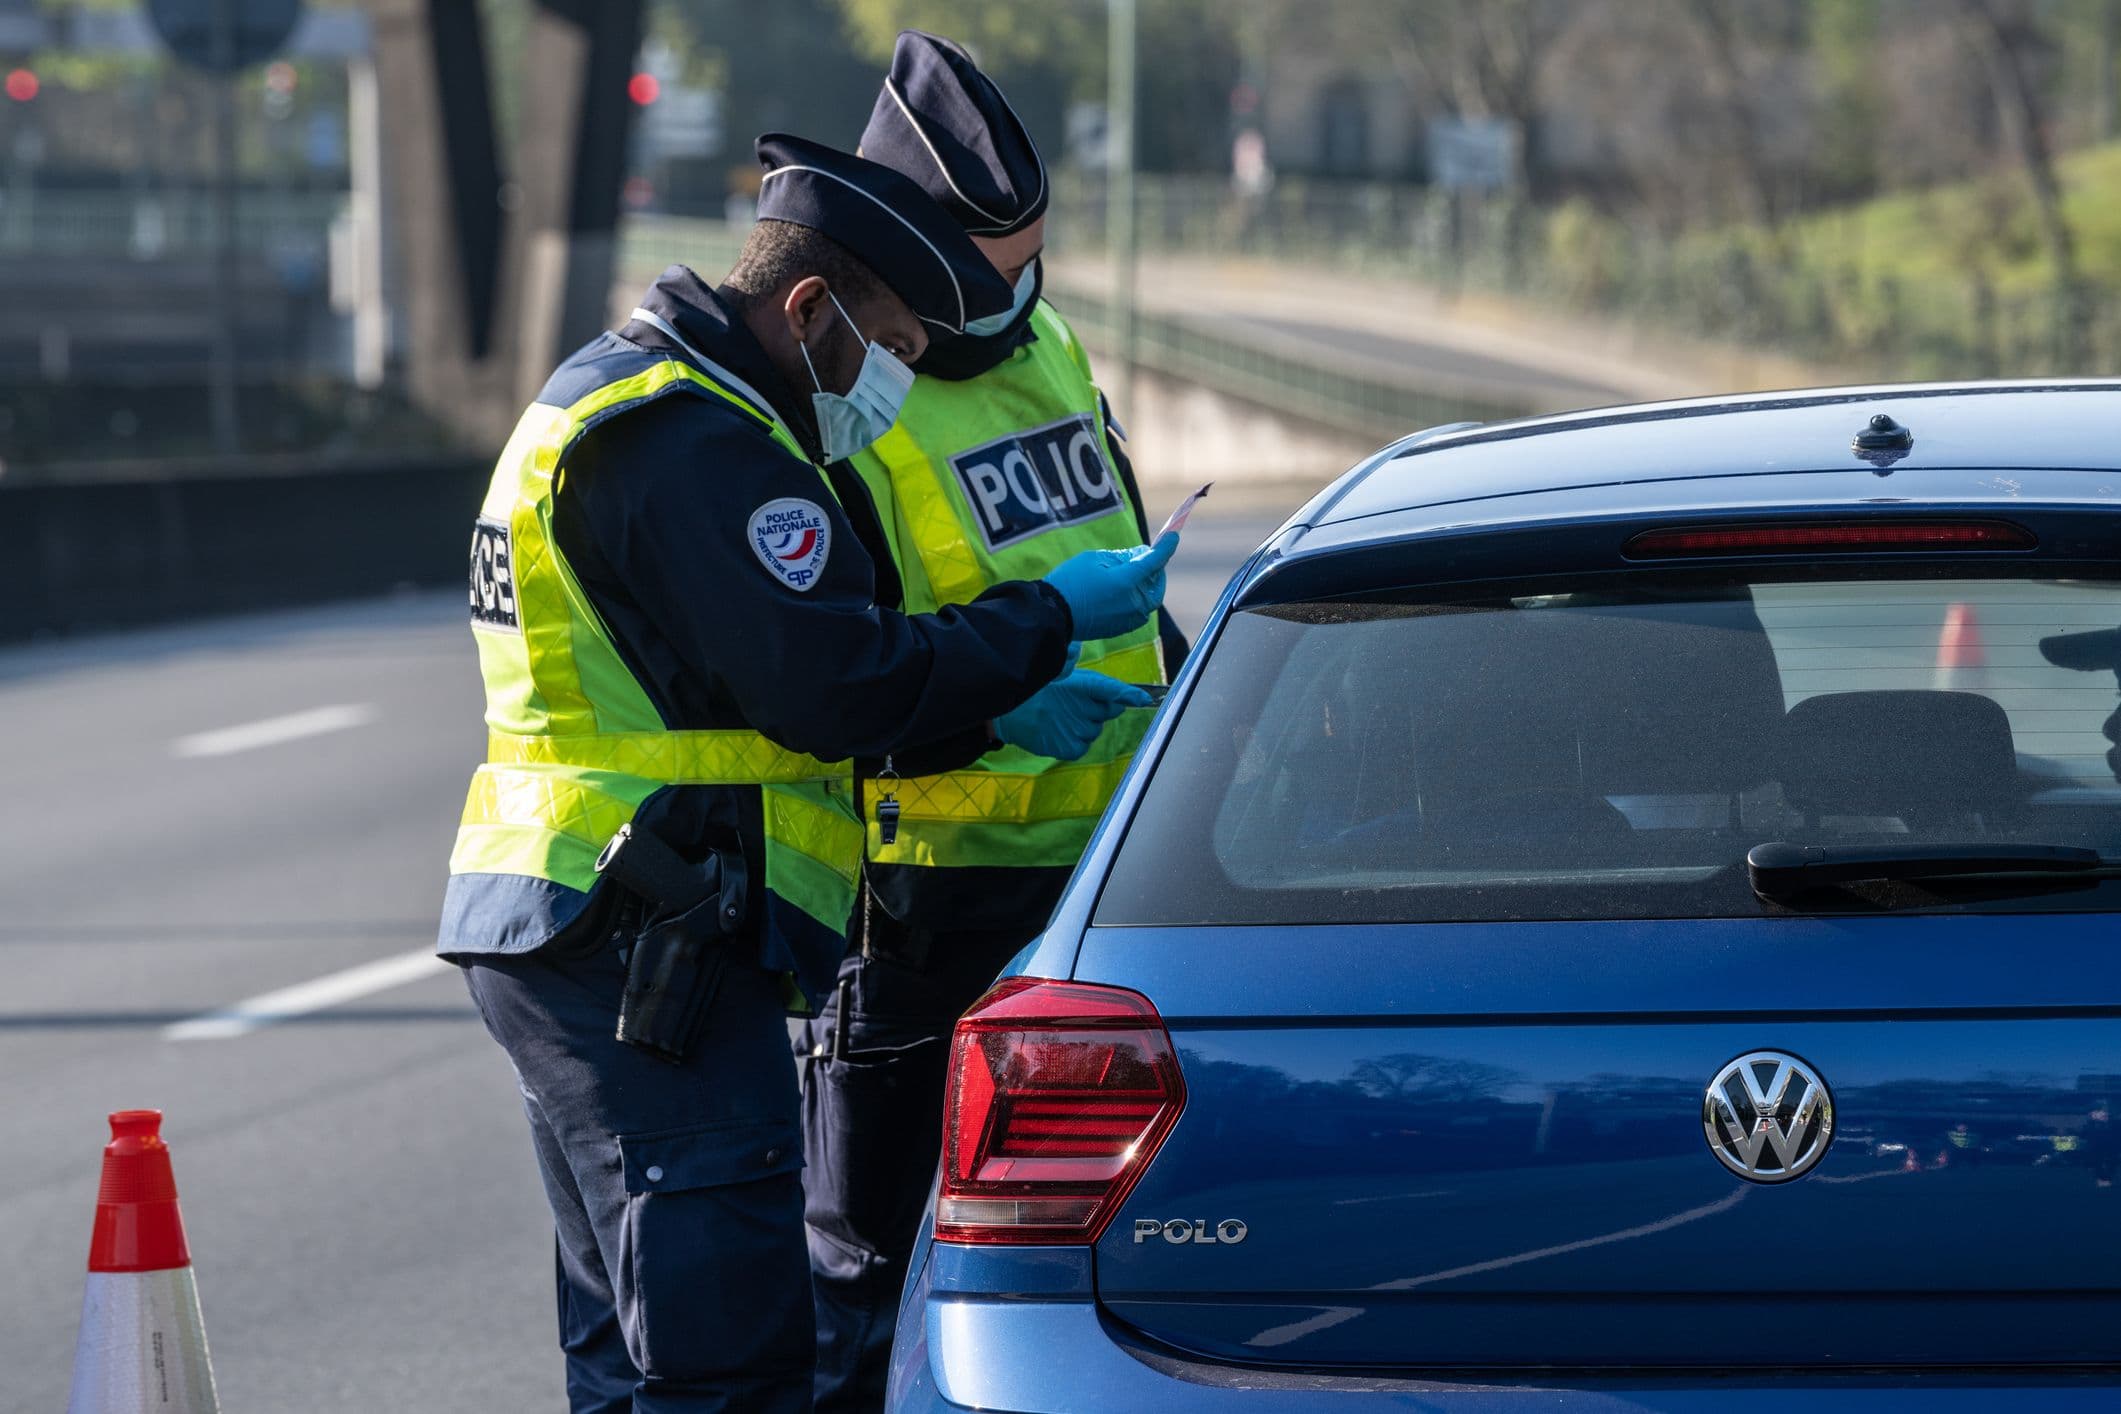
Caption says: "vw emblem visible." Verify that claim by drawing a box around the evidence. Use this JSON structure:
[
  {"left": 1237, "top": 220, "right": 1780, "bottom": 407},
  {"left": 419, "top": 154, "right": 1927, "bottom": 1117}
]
[{"left": 1702, "top": 1051, "right": 1834, "bottom": 1183}]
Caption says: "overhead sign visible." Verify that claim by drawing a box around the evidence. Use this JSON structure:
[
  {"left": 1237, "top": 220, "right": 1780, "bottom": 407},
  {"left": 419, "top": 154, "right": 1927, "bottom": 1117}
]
[
  {"left": 147, "top": 0, "right": 304, "bottom": 74},
  {"left": 641, "top": 87, "right": 720, "bottom": 162},
  {"left": 56, "top": 7, "right": 367, "bottom": 60},
  {"left": 1427, "top": 117, "right": 1519, "bottom": 192},
  {"left": 0, "top": 2, "right": 43, "bottom": 52}
]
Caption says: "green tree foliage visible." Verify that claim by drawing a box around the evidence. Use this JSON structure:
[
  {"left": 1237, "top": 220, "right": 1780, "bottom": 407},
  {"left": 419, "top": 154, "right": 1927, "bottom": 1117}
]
[
  {"left": 654, "top": 0, "right": 901, "bottom": 173},
  {"left": 28, "top": 0, "right": 157, "bottom": 88},
  {"left": 836, "top": 0, "right": 1103, "bottom": 83},
  {"left": 2052, "top": 0, "right": 2121, "bottom": 139},
  {"left": 1135, "top": 0, "right": 1245, "bottom": 171},
  {"left": 1808, "top": 0, "right": 1882, "bottom": 197},
  {"left": 827, "top": 0, "right": 1242, "bottom": 171}
]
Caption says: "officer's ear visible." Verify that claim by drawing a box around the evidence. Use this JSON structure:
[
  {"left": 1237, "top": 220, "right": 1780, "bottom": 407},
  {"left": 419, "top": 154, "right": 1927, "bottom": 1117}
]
[{"left": 782, "top": 276, "right": 832, "bottom": 347}]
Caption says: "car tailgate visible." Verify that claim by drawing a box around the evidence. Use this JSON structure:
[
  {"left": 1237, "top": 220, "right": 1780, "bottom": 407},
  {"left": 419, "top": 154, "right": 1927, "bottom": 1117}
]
[{"left": 1078, "top": 916, "right": 2121, "bottom": 1369}]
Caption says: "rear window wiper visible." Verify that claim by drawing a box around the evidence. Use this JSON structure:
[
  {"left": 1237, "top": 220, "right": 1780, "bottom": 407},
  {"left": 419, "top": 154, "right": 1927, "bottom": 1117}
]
[{"left": 1747, "top": 840, "right": 2121, "bottom": 901}]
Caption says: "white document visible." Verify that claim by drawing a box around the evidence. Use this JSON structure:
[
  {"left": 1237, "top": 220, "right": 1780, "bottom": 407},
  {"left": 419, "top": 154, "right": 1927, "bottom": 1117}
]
[{"left": 1157, "top": 482, "right": 1213, "bottom": 539}]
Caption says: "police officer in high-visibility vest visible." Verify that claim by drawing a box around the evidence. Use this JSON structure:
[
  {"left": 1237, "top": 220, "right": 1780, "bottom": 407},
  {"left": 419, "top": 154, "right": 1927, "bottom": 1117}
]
[
  {"left": 440, "top": 132, "right": 1179, "bottom": 1414},
  {"left": 798, "top": 36, "right": 1190, "bottom": 1411}
]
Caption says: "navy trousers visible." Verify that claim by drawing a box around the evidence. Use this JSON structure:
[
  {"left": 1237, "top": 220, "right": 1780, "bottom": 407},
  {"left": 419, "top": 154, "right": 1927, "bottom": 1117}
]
[
  {"left": 798, "top": 921, "right": 1029, "bottom": 1414},
  {"left": 464, "top": 946, "right": 812, "bottom": 1414}
]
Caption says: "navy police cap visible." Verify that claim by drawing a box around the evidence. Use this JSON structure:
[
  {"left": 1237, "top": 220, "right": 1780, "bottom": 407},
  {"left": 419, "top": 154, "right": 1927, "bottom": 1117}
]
[
  {"left": 755, "top": 132, "right": 1012, "bottom": 333},
  {"left": 859, "top": 30, "right": 1048, "bottom": 237}
]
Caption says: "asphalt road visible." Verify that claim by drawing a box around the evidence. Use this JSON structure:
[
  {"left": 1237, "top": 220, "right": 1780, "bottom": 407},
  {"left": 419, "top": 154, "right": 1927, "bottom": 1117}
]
[{"left": 0, "top": 494, "right": 1292, "bottom": 1410}]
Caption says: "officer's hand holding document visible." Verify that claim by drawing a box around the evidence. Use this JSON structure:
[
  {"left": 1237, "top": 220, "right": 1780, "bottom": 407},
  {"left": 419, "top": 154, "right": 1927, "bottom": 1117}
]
[
  {"left": 1044, "top": 531, "right": 1180, "bottom": 639},
  {"left": 1036, "top": 487, "right": 1203, "bottom": 712},
  {"left": 1080, "top": 482, "right": 1213, "bottom": 706},
  {"left": 996, "top": 668, "right": 1152, "bottom": 759}
]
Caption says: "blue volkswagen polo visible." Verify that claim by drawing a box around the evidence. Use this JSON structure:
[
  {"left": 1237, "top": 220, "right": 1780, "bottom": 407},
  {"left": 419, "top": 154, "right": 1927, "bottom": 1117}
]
[{"left": 886, "top": 382, "right": 2121, "bottom": 1411}]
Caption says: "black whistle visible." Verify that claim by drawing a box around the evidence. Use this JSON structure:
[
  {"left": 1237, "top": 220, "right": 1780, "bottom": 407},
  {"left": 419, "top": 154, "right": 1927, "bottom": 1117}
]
[{"left": 876, "top": 796, "right": 901, "bottom": 846}]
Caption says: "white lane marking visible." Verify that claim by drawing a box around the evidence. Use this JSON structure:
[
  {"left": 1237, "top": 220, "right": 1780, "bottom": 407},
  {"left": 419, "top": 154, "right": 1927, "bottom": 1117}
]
[
  {"left": 171, "top": 703, "right": 377, "bottom": 759},
  {"left": 163, "top": 947, "right": 451, "bottom": 1041}
]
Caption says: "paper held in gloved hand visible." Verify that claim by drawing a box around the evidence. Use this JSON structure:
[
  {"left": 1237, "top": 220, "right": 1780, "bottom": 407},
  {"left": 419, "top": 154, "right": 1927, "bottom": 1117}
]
[{"left": 1156, "top": 482, "right": 1212, "bottom": 540}]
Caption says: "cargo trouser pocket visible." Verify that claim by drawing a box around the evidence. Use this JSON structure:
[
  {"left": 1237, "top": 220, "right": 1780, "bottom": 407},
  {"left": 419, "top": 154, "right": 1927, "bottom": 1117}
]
[
  {"left": 801, "top": 1033, "right": 949, "bottom": 1263},
  {"left": 614, "top": 1117, "right": 807, "bottom": 1387}
]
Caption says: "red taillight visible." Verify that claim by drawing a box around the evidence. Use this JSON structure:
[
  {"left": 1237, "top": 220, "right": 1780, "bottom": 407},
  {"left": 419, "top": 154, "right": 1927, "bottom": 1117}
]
[
  {"left": 936, "top": 977, "right": 1184, "bottom": 1245},
  {"left": 1625, "top": 520, "right": 2035, "bottom": 557}
]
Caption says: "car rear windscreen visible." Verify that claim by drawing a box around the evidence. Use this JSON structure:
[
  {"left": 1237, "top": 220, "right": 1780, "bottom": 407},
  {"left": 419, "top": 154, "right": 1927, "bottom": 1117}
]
[{"left": 1095, "top": 572, "right": 2121, "bottom": 925}]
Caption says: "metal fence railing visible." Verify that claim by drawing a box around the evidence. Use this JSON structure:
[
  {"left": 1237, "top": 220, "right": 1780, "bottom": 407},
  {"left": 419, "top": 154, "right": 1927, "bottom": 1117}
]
[
  {"left": 1044, "top": 171, "right": 2121, "bottom": 383},
  {"left": 617, "top": 214, "right": 1525, "bottom": 442},
  {"left": 620, "top": 216, "right": 746, "bottom": 284},
  {"left": 1048, "top": 283, "right": 1521, "bottom": 443},
  {"left": 0, "top": 188, "right": 343, "bottom": 263}
]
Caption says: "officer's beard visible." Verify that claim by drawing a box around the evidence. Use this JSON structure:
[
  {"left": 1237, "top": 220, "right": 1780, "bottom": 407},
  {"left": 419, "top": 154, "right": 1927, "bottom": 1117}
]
[{"left": 913, "top": 260, "right": 1045, "bottom": 383}]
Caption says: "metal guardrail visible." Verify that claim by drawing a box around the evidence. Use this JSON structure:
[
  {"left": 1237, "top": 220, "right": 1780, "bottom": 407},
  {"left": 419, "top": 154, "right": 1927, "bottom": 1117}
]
[
  {"left": 617, "top": 214, "right": 1526, "bottom": 442},
  {"left": 1048, "top": 284, "right": 1521, "bottom": 443},
  {"left": 620, "top": 216, "right": 746, "bottom": 284},
  {"left": 1043, "top": 171, "right": 2121, "bottom": 382},
  {"left": 0, "top": 189, "right": 343, "bottom": 260},
  {"left": 1, "top": 452, "right": 488, "bottom": 643}
]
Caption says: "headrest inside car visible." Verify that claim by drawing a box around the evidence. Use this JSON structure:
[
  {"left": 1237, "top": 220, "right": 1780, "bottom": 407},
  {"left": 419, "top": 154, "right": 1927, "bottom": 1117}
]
[
  {"left": 1779, "top": 690, "right": 2020, "bottom": 822},
  {"left": 1409, "top": 594, "right": 1786, "bottom": 802}
]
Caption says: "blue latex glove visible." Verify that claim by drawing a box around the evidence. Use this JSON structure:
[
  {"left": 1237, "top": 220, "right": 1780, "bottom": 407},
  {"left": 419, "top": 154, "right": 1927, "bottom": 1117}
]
[
  {"left": 1043, "top": 533, "right": 1178, "bottom": 642},
  {"left": 995, "top": 669, "right": 1153, "bottom": 761}
]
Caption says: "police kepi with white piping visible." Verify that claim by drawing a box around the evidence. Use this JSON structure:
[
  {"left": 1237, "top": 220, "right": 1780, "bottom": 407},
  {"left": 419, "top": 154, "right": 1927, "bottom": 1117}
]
[{"left": 754, "top": 132, "right": 1013, "bottom": 343}]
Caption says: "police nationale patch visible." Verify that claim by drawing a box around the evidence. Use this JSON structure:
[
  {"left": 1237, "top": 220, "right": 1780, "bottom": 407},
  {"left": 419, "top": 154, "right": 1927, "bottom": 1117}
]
[
  {"left": 748, "top": 497, "right": 832, "bottom": 592},
  {"left": 469, "top": 518, "right": 519, "bottom": 631}
]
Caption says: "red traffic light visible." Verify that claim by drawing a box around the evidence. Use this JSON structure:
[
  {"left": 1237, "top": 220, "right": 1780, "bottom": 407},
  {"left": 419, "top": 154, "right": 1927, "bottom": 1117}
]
[
  {"left": 627, "top": 72, "right": 660, "bottom": 106},
  {"left": 5, "top": 68, "right": 38, "bottom": 103}
]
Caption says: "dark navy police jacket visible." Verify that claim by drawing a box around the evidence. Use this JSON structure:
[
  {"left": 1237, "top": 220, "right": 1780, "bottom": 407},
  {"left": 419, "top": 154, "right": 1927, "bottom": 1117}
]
[{"left": 437, "top": 266, "right": 1074, "bottom": 1007}]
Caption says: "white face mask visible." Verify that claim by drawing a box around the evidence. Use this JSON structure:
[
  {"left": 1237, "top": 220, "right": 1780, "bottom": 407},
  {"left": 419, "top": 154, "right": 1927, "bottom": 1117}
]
[
  {"left": 962, "top": 259, "right": 1039, "bottom": 338},
  {"left": 799, "top": 291, "right": 916, "bottom": 462}
]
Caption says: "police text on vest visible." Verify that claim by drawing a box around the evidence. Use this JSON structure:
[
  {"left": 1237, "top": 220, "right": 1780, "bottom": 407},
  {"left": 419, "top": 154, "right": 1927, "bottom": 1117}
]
[
  {"left": 950, "top": 414, "right": 1123, "bottom": 552},
  {"left": 470, "top": 519, "right": 520, "bottom": 630}
]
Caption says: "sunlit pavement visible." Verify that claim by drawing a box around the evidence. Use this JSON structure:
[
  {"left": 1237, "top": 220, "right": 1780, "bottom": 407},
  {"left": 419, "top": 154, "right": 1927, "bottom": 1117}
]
[{"left": 0, "top": 489, "right": 1300, "bottom": 1406}]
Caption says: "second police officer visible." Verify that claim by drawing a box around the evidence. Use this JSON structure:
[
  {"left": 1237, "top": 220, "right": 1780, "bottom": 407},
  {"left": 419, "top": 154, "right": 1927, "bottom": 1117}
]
[
  {"left": 800, "top": 34, "right": 1191, "bottom": 1412},
  {"left": 442, "top": 133, "right": 1176, "bottom": 1413}
]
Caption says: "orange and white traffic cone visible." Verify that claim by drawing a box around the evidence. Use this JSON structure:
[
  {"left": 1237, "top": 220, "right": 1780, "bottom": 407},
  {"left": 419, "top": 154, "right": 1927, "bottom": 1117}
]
[
  {"left": 66, "top": 1110, "right": 220, "bottom": 1413},
  {"left": 1935, "top": 601, "right": 1987, "bottom": 691}
]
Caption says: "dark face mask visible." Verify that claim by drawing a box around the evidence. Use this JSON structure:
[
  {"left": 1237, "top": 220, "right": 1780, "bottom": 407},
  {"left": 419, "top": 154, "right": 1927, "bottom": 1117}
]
[{"left": 912, "top": 259, "right": 1044, "bottom": 383}]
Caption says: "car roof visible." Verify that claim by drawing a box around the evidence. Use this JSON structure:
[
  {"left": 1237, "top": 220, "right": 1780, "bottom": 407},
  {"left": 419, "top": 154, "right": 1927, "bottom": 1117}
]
[{"left": 1286, "top": 381, "right": 2121, "bottom": 544}]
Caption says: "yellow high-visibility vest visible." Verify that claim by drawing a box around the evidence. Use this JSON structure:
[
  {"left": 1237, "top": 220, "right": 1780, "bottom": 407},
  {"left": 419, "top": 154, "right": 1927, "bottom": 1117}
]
[
  {"left": 848, "top": 301, "right": 1164, "bottom": 881},
  {"left": 450, "top": 346, "right": 861, "bottom": 963}
]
